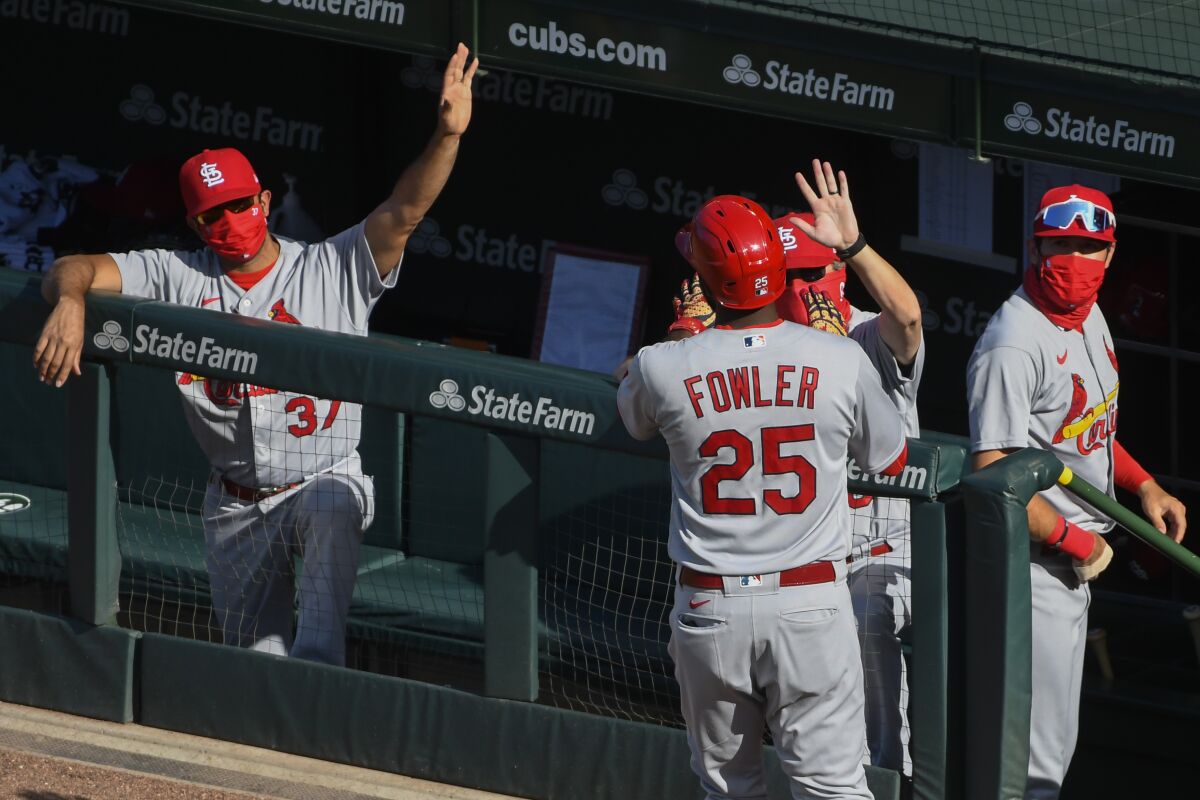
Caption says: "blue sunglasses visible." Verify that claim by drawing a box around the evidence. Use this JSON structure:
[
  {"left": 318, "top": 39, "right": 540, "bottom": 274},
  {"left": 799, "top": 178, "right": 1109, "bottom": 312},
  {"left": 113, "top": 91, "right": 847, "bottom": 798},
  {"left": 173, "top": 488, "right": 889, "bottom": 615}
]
[{"left": 1038, "top": 198, "right": 1115, "bottom": 233}]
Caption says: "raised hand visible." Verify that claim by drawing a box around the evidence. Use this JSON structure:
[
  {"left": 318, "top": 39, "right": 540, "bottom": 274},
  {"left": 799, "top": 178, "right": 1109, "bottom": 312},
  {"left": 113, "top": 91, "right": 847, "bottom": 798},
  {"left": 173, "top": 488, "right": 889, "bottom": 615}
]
[
  {"left": 437, "top": 42, "right": 480, "bottom": 137},
  {"left": 790, "top": 159, "right": 861, "bottom": 253}
]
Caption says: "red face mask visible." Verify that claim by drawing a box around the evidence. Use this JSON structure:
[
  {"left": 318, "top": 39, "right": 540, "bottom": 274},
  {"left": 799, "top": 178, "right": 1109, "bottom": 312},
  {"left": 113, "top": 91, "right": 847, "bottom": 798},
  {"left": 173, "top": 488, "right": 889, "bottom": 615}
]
[
  {"left": 1023, "top": 253, "right": 1106, "bottom": 330},
  {"left": 201, "top": 204, "right": 267, "bottom": 263},
  {"left": 776, "top": 270, "right": 852, "bottom": 334}
]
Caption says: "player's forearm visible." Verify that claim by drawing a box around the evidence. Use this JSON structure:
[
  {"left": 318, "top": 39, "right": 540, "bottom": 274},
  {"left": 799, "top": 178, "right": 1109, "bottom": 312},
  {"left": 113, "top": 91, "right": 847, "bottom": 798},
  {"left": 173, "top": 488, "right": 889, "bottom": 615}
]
[
  {"left": 845, "top": 246, "right": 922, "bottom": 362},
  {"left": 383, "top": 131, "right": 461, "bottom": 235},
  {"left": 42, "top": 255, "right": 97, "bottom": 305},
  {"left": 973, "top": 449, "right": 1063, "bottom": 542}
]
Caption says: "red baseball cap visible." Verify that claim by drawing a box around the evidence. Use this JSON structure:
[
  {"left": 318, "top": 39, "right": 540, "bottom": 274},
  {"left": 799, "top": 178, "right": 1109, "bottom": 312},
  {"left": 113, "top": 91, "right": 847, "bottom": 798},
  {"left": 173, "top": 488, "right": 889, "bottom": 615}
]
[
  {"left": 1034, "top": 184, "right": 1116, "bottom": 243},
  {"left": 774, "top": 212, "right": 837, "bottom": 269},
  {"left": 178, "top": 148, "right": 261, "bottom": 217}
]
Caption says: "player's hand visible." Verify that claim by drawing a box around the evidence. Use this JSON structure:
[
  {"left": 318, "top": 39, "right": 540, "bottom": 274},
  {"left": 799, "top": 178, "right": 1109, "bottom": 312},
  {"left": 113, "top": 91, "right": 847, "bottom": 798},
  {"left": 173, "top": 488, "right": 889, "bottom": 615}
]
[
  {"left": 791, "top": 159, "right": 861, "bottom": 253},
  {"left": 612, "top": 355, "right": 634, "bottom": 382},
  {"left": 1073, "top": 532, "right": 1113, "bottom": 583},
  {"left": 802, "top": 287, "right": 848, "bottom": 336},
  {"left": 32, "top": 296, "right": 85, "bottom": 387},
  {"left": 437, "top": 43, "right": 480, "bottom": 137},
  {"left": 1138, "top": 480, "right": 1187, "bottom": 543},
  {"left": 672, "top": 274, "right": 715, "bottom": 327}
]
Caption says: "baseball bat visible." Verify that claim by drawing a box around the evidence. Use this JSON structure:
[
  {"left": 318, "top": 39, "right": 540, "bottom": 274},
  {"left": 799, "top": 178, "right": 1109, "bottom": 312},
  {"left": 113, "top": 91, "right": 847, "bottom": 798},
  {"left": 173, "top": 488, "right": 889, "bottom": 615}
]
[
  {"left": 1056, "top": 466, "right": 1200, "bottom": 580},
  {"left": 1087, "top": 627, "right": 1114, "bottom": 683},
  {"left": 1183, "top": 606, "right": 1200, "bottom": 670}
]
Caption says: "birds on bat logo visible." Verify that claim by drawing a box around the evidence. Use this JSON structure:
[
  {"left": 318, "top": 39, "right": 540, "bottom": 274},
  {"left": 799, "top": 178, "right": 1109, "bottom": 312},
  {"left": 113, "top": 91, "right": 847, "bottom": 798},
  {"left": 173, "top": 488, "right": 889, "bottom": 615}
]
[{"left": 1051, "top": 373, "right": 1119, "bottom": 456}]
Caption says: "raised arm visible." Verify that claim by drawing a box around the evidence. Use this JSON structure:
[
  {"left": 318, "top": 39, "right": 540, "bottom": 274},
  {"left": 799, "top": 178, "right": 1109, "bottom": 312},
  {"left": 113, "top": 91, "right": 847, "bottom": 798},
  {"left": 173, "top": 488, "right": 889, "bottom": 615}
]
[
  {"left": 34, "top": 253, "right": 122, "bottom": 387},
  {"left": 364, "top": 43, "right": 479, "bottom": 277},
  {"left": 791, "top": 159, "right": 923, "bottom": 364}
]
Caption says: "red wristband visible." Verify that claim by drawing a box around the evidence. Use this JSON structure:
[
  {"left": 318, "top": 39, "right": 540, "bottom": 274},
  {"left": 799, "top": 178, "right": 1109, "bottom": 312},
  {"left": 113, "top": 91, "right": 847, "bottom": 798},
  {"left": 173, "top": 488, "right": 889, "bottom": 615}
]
[
  {"left": 1113, "top": 441, "right": 1153, "bottom": 493},
  {"left": 1050, "top": 517, "right": 1094, "bottom": 561},
  {"left": 1045, "top": 515, "right": 1069, "bottom": 548},
  {"left": 667, "top": 317, "right": 708, "bottom": 337}
]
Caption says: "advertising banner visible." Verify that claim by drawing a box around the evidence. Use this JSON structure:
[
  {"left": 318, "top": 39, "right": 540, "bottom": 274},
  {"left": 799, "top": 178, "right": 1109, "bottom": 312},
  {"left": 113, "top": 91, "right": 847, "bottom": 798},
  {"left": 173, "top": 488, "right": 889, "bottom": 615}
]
[
  {"left": 480, "top": 1, "right": 956, "bottom": 141},
  {"left": 116, "top": 0, "right": 450, "bottom": 54},
  {"left": 982, "top": 83, "right": 1200, "bottom": 188}
]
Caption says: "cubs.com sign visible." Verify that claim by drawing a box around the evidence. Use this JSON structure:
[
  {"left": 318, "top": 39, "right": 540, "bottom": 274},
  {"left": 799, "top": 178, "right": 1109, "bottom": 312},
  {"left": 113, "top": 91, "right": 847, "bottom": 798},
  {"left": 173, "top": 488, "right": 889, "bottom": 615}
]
[
  {"left": 429, "top": 379, "right": 595, "bottom": 436},
  {"left": 1003, "top": 101, "right": 1175, "bottom": 159}
]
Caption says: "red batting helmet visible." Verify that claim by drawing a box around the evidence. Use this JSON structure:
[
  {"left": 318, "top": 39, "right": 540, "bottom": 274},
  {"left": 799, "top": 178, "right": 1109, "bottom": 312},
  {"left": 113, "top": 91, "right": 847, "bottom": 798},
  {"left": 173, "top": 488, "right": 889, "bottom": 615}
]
[{"left": 675, "top": 195, "right": 785, "bottom": 310}]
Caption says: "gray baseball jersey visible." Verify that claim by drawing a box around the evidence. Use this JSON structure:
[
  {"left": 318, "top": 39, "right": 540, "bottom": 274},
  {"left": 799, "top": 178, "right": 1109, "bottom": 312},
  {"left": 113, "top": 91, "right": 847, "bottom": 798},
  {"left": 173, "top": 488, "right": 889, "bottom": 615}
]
[
  {"left": 969, "top": 285, "right": 1120, "bottom": 798},
  {"left": 618, "top": 320, "right": 906, "bottom": 574},
  {"left": 112, "top": 223, "right": 399, "bottom": 488},
  {"left": 967, "top": 287, "right": 1118, "bottom": 532},
  {"left": 848, "top": 307, "right": 923, "bottom": 549}
]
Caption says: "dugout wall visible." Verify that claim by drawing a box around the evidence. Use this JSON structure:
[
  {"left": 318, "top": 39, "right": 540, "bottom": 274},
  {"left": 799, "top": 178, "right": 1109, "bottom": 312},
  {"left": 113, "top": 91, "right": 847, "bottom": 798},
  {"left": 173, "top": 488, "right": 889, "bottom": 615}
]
[{"left": 1, "top": 267, "right": 969, "bottom": 799}]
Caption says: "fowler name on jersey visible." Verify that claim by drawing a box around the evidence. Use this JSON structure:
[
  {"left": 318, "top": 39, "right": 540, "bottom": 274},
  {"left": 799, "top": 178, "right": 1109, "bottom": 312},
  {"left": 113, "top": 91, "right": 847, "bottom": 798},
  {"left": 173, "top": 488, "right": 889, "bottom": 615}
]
[{"left": 683, "top": 364, "right": 820, "bottom": 418}]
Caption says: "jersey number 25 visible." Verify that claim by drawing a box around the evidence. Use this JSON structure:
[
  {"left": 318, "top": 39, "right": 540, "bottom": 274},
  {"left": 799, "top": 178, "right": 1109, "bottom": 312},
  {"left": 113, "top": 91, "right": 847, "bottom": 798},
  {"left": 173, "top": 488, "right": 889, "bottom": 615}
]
[{"left": 699, "top": 425, "right": 815, "bottom": 515}]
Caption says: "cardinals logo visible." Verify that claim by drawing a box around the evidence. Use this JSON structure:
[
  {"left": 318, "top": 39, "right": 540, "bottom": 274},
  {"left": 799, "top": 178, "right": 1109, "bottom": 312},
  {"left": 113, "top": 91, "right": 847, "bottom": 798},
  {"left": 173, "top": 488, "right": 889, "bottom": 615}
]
[
  {"left": 1104, "top": 337, "right": 1119, "bottom": 372},
  {"left": 268, "top": 299, "right": 302, "bottom": 325},
  {"left": 1052, "top": 373, "right": 1120, "bottom": 455}
]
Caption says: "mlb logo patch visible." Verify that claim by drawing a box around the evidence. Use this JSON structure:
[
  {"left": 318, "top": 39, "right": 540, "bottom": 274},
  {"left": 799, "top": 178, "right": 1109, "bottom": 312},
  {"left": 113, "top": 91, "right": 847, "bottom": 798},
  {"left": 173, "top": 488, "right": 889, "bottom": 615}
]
[
  {"left": 743, "top": 334, "right": 766, "bottom": 349},
  {"left": 739, "top": 575, "right": 763, "bottom": 588}
]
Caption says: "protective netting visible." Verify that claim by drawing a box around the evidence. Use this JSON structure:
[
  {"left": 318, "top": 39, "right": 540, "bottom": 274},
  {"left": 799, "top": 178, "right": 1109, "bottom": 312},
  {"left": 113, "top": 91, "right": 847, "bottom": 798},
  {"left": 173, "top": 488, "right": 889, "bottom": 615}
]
[
  {"left": 726, "top": 1, "right": 1200, "bottom": 88},
  {"left": 538, "top": 473, "right": 916, "bottom": 765},
  {"left": 540, "top": 478, "right": 679, "bottom": 724}
]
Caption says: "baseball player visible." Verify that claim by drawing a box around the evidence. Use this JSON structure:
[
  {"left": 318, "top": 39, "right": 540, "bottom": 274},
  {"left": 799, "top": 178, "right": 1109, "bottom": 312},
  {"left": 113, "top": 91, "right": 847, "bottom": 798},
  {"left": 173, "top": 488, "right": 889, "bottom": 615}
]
[
  {"left": 669, "top": 161, "right": 924, "bottom": 776},
  {"left": 619, "top": 193, "right": 908, "bottom": 799},
  {"left": 33, "top": 44, "right": 480, "bottom": 666},
  {"left": 967, "top": 184, "right": 1187, "bottom": 798}
]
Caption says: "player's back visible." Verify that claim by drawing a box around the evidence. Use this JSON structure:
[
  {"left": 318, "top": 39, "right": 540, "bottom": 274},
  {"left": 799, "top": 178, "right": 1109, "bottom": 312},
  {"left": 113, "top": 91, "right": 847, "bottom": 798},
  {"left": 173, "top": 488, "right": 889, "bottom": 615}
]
[{"left": 618, "top": 320, "right": 906, "bottom": 575}]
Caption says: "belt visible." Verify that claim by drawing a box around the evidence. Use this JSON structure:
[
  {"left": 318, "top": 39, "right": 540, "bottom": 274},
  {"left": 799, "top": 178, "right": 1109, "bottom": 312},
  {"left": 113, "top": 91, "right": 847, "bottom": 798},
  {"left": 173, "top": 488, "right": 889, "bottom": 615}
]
[
  {"left": 679, "top": 562, "right": 835, "bottom": 590},
  {"left": 220, "top": 476, "right": 301, "bottom": 503},
  {"left": 847, "top": 541, "right": 894, "bottom": 564}
]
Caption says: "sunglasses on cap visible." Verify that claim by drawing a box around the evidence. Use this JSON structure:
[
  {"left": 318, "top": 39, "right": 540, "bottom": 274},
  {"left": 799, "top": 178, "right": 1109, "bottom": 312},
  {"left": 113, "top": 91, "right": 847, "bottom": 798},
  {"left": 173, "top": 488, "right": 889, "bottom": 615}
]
[
  {"left": 194, "top": 194, "right": 259, "bottom": 226},
  {"left": 1037, "top": 198, "right": 1115, "bottom": 233}
]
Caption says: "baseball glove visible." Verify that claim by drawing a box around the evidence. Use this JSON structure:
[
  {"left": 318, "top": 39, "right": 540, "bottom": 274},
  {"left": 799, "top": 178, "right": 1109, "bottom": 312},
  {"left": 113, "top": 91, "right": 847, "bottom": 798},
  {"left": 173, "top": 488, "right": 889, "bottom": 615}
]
[
  {"left": 667, "top": 273, "right": 715, "bottom": 337},
  {"left": 803, "top": 288, "right": 848, "bottom": 336}
]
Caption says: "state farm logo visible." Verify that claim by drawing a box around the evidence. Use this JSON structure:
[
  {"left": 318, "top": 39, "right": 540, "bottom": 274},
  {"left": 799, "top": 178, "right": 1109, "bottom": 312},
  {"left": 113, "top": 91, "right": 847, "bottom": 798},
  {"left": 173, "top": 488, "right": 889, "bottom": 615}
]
[
  {"left": 120, "top": 85, "right": 166, "bottom": 125},
  {"left": 401, "top": 56, "right": 442, "bottom": 91},
  {"left": 407, "top": 218, "right": 452, "bottom": 258},
  {"left": 722, "top": 54, "right": 761, "bottom": 87},
  {"left": 429, "top": 379, "right": 466, "bottom": 411},
  {"left": 1004, "top": 102, "right": 1042, "bottom": 135},
  {"left": 408, "top": 216, "right": 553, "bottom": 272},
  {"left": 400, "top": 56, "right": 613, "bottom": 120},
  {"left": 1000, "top": 100, "right": 1175, "bottom": 158},
  {"left": 94, "top": 320, "right": 259, "bottom": 374},
  {"left": 427, "top": 379, "right": 596, "bottom": 436},
  {"left": 119, "top": 84, "right": 324, "bottom": 152},
  {"left": 721, "top": 53, "right": 896, "bottom": 111},
  {"left": 601, "top": 169, "right": 648, "bottom": 209},
  {"left": 601, "top": 167, "right": 791, "bottom": 219},
  {"left": 93, "top": 320, "right": 130, "bottom": 353},
  {"left": 0, "top": 493, "right": 31, "bottom": 514}
]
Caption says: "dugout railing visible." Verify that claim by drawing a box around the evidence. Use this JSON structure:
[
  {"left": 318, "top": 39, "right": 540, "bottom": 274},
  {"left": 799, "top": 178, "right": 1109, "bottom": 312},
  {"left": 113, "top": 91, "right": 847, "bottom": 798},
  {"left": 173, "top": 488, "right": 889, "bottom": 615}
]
[{"left": 0, "top": 266, "right": 976, "bottom": 800}]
